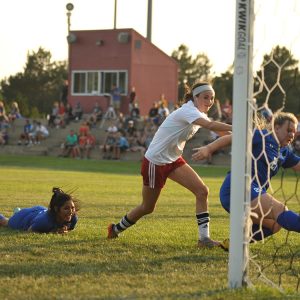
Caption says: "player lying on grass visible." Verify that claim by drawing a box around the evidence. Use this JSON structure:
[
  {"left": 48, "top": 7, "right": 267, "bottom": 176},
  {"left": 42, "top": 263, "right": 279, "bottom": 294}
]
[
  {"left": 0, "top": 187, "right": 79, "bottom": 234},
  {"left": 107, "top": 82, "right": 232, "bottom": 248},
  {"left": 192, "top": 112, "right": 300, "bottom": 243}
]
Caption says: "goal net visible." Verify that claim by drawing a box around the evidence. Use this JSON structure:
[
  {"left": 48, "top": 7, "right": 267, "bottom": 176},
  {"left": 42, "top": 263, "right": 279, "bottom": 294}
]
[{"left": 230, "top": 0, "right": 300, "bottom": 291}]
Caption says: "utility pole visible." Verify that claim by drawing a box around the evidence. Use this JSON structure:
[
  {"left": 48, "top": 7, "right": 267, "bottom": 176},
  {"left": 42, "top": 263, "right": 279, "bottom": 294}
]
[
  {"left": 147, "top": 0, "right": 152, "bottom": 42},
  {"left": 114, "top": 0, "right": 117, "bottom": 29}
]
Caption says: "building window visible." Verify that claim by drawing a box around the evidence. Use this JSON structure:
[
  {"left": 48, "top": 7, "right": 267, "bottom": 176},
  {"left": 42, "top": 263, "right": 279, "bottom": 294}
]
[
  {"left": 72, "top": 70, "right": 127, "bottom": 95},
  {"left": 100, "top": 71, "right": 127, "bottom": 94},
  {"left": 87, "top": 72, "right": 99, "bottom": 94},
  {"left": 73, "top": 72, "right": 86, "bottom": 94}
]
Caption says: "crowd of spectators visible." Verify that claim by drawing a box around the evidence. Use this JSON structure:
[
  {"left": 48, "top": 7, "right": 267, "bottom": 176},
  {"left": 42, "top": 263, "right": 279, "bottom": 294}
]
[
  {"left": 1, "top": 94, "right": 299, "bottom": 163},
  {"left": 55, "top": 95, "right": 166, "bottom": 160}
]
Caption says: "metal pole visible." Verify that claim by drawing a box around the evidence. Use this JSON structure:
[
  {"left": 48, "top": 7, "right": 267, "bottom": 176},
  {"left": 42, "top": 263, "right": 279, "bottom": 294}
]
[
  {"left": 147, "top": 0, "right": 152, "bottom": 41},
  {"left": 114, "top": 0, "right": 117, "bottom": 29},
  {"left": 67, "top": 12, "right": 71, "bottom": 33},
  {"left": 229, "top": 0, "right": 254, "bottom": 288},
  {"left": 66, "top": 3, "right": 74, "bottom": 104}
]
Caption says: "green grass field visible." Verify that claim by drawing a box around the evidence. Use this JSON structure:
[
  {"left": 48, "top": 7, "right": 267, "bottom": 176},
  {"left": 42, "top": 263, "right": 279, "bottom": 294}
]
[{"left": 0, "top": 155, "right": 299, "bottom": 299}]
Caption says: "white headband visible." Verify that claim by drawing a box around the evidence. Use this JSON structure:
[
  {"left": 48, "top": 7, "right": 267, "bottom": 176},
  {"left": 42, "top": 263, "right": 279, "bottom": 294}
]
[{"left": 192, "top": 85, "right": 215, "bottom": 97}]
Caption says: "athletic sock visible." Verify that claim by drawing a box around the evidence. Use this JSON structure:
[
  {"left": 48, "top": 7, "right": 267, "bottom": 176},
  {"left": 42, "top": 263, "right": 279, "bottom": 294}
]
[
  {"left": 277, "top": 210, "right": 300, "bottom": 232},
  {"left": 114, "top": 214, "right": 135, "bottom": 234},
  {"left": 196, "top": 211, "right": 210, "bottom": 241},
  {"left": 251, "top": 224, "right": 274, "bottom": 242}
]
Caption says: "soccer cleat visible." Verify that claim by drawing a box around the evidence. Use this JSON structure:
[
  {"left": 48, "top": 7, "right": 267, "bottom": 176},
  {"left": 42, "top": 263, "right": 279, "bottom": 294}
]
[
  {"left": 219, "top": 238, "right": 230, "bottom": 252},
  {"left": 107, "top": 223, "right": 119, "bottom": 239},
  {"left": 197, "top": 237, "right": 221, "bottom": 248}
]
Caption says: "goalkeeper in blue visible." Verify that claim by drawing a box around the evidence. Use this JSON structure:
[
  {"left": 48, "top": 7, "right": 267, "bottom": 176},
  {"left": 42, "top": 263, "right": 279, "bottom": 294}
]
[
  {"left": 192, "top": 112, "right": 300, "bottom": 242},
  {"left": 0, "top": 187, "right": 79, "bottom": 234}
]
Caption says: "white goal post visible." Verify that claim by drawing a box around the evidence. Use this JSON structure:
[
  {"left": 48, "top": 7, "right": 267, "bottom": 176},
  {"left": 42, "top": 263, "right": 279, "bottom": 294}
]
[{"left": 228, "top": 0, "right": 254, "bottom": 288}]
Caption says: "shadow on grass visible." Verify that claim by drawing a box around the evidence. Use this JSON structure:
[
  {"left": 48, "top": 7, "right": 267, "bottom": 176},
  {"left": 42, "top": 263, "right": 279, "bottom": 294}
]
[
  {"left": 0, "top": 243, "right": 226, "bottom": 277},
  {"left": 0, "top": 229, "right": 228, "bottom": 274}
]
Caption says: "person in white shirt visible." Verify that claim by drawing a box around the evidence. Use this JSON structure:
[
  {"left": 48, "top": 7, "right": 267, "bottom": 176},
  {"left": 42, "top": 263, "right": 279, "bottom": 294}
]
[
  {"left": 107, "top": 82, "right": 232, "bottom": 248},
  {"left": 31, "top": 122, "right": 49, "bottom": 144}
]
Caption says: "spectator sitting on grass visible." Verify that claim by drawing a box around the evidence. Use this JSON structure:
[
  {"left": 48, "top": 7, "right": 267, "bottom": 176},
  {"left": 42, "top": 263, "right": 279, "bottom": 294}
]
[
  {"left": 64, "top": 103, "right": 75, "bottom": 125},
  {"left": 73, "top": 102, "right": 83, "bottom": 121},
  {"left": 48, "top": 102, "right": 59, "bottom": 128},
  {"left": 113, "top": 131, "right": 129, "bottom": 160},
  {"left": 31, "top": 122, "right": 49, "bottom": 144},
  {"left": 101, "top": 126, "right": 117, "bottom": 159},
  {"left": 0, "top": 129, "right": 8, "bottom": 145},
  {"left": 79, "top": 120, "right": 90, "bottom": 136},
  {"left": 78, "top": 132, "right": 88, "bottom": 159},
  {"left": 18, "top": 119, "right": 34, "bottom": 146},
  {"left": 85, "top": 132, "right": 96, "bottom": 159},
  {"left": 89, "top": 102, "right": 103, "bottom": 127},
  {"left": 8, "top": 101, "right": 22, "bottom": 123},
  {"left": 78, "top": 131, "right": 96, "bottom": 159},
  {"left": 0, "top": 101, "right": 9, "bottom": 122},
  {"left": 130, "top": 102, "right": 140, "bottom": 121},
  {"left": 59, "top": 129, "right": 79, "bottom": 158}
]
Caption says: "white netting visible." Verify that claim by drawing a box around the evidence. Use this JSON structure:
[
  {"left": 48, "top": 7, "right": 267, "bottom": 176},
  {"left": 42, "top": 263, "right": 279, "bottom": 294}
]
[{"left": 246, "top": 0, "right": 300, "bottom": 291}]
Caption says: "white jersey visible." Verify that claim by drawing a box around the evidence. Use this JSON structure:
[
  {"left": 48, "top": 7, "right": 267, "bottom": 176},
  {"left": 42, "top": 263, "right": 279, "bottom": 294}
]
[{"left": 145, "top": 100, "right": 209, "bottom": 165}]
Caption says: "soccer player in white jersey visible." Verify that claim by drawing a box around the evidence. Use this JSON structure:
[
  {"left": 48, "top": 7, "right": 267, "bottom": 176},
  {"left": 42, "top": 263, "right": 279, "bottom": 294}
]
[{"left": 107, "top": 82, "right": 232, "bottom": 248}]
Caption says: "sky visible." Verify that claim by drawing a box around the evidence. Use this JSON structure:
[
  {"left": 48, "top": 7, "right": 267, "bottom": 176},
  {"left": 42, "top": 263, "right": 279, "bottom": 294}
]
[{"left": 0, "top": 0, "right": 299, "bottom": 81}]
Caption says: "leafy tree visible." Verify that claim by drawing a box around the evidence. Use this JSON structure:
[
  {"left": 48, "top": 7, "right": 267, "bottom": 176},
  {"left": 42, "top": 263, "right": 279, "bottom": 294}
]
[
  {"left": 171, "top": 44, "right": 212, "bottom": 100},
  {"left": 212, "top": 66, "right": 233, "bottom": 103},
  {"left": 171, "top": 44, "right": 299, "bottom": 115},
  {"left": 254, "top": 46, "right": 300, "bottom": 114},
  {"left": 0, "top": 47, "right": 67, "bottom": 117}
]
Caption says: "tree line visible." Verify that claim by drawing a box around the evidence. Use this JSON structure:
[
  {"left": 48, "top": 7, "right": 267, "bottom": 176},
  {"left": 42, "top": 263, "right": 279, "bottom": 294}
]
[
  {"left": 172, "top": 44, "right": 300, "bottom": 115},
  {"left": 0, "top": 48, "right": 67, "bottom": 118},
  {"left": 0, "top": 45, "right": 299, "bottom": 117}
]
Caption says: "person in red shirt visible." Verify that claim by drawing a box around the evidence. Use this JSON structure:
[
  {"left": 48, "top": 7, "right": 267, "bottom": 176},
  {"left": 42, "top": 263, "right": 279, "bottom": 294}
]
[
  {"left": 85, "top": 133, "right": 96, "bottom": 159},
  {"left": 79, "top": 121, "right": 90, "bottom": 136}
]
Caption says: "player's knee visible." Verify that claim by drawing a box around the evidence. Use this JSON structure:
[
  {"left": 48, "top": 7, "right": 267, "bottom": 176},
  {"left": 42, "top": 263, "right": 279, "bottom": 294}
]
[
  {"left": 195, "top": 184, "right": 209, "bottom": 200},
  {"left": 272, "top": 223, "right": 282, "bottom": 233}
]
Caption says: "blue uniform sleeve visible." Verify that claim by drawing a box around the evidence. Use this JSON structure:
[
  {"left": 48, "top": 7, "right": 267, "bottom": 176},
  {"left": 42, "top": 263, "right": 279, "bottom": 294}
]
[
  {"left": 30, "top": 212, "right": 55, "bottom": 233},
  {"left": 282, "top": 148, "right": 300, "bottom": 169}
]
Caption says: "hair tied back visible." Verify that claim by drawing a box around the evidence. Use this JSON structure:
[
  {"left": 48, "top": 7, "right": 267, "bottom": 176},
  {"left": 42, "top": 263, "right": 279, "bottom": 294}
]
[{"left": 52, "top": 187, "right": 64, "bottom": 194}]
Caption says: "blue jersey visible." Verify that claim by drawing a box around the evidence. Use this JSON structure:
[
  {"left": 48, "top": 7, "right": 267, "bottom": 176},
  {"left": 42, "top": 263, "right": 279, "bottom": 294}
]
[
  {"left": 220, "top": 129, "right": 300, "bottom": 212},
  {"left": 252, "top": 129, "right": 299, "bottom": 189},
  {"left": 8, "top": 206, "right": 78, "bottom": 233}
]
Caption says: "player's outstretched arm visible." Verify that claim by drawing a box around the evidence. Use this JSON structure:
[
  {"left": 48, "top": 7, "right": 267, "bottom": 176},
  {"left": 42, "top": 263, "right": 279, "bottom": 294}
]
[
  {"left": 194, "top": 117, "right": 232, "bottom": 132},
  {"left": 192, "top": 135, "right": 232, "bottom": 161}
]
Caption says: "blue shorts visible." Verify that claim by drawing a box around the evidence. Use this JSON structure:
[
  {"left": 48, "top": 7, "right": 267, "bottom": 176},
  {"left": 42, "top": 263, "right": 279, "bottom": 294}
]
[{"left": 219, "top": 172, "right": 267, "bottom": 213}]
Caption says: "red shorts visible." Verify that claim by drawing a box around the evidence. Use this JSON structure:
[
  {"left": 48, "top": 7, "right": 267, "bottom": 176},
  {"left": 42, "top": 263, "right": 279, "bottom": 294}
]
[{"left": 141, "top": 156, "right": 186, "bottom": 189}]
